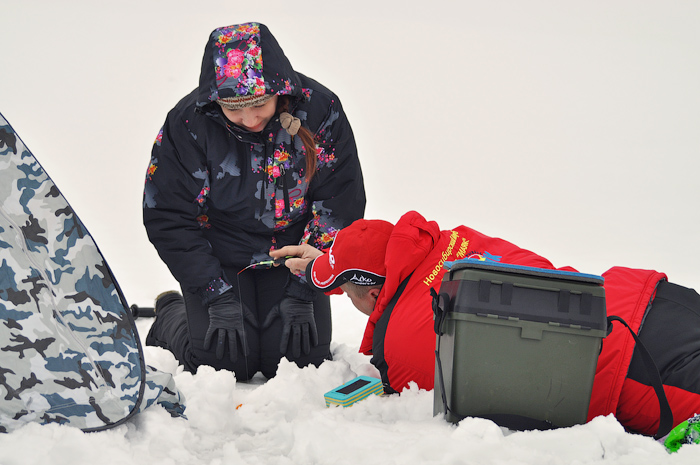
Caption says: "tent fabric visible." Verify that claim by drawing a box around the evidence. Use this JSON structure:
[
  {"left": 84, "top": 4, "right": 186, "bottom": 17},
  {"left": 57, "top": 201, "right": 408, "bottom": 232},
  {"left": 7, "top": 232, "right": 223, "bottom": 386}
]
[{"left": 0, "top": 112, "right": 185, "bottom": 433}]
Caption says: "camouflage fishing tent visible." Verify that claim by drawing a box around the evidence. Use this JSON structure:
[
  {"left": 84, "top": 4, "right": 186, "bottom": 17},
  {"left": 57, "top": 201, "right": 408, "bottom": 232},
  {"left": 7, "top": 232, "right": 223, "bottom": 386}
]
[{"left": 0, "top": 112, "right": 185, "bottom": 433}]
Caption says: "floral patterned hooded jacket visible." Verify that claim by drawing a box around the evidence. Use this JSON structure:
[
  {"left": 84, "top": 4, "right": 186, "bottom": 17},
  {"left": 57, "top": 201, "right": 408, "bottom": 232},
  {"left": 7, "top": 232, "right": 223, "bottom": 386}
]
[{"left": 143, "top": 23, "right": 365, "bottom": 298}]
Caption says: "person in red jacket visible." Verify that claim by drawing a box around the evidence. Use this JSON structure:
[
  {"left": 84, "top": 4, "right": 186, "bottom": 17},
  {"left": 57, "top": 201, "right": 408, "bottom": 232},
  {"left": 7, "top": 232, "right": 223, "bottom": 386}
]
[{"left": 271, "top": 211, "right": 700, "bottom": 439}]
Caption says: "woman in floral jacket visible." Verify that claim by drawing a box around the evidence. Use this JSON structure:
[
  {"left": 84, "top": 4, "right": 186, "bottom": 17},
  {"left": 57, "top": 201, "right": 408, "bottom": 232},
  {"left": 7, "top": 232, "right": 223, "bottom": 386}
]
[{"left": 143, "top": 22, "right": 365, "bottom": 380}]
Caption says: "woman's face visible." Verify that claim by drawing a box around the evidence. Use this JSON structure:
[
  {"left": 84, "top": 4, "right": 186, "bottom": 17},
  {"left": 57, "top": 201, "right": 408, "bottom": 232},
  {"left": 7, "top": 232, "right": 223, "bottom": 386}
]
[{"left": 221, "top": 95, "right": 278, "bottom": 132}]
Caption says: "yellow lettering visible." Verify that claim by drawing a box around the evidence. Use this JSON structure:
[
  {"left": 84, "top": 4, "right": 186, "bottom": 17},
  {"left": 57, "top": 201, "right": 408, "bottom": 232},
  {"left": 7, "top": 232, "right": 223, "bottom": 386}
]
[
  {"left": 456, "top": 238, "right": 469, "bottom": 259},
  {"left": 423, "top": 231, "right": 462, "bottom": 286}
]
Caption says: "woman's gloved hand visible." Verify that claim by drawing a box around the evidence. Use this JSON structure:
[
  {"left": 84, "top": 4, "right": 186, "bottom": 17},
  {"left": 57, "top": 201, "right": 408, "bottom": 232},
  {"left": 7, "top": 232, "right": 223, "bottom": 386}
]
[
  {"left": 264, "top": 296, "right": 318, "bottom": 358},
  {"left": 203, "top": 291, "right": 258, "bottom": 362}
]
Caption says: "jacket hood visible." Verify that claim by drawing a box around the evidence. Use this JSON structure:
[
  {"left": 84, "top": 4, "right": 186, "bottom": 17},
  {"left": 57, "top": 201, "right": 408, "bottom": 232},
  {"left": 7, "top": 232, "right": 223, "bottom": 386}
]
[{"left": 196, "top": 22, "right": 303, "bottom": 110}]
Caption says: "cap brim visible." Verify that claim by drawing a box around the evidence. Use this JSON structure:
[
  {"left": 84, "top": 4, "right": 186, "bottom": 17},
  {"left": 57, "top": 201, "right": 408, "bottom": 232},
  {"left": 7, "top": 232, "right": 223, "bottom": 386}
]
[
  {"left": 306, "top": 256, "right": 343, "bottom": 292},
  {"left": 306, "top": 257, "right": 386, "bottom": 294}
]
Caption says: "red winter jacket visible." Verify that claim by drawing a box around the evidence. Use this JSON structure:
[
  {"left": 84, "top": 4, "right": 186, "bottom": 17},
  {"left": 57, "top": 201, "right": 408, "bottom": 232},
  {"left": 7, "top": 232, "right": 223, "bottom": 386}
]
[
  {"left": 586, "top": 267, "right": 666, "bottom": 425},
  {"left": 359, "top": 211, "right": 667, "bottom": 432},
  {"left": 360, "top": 211, "right": 563, "bottom": 391}
]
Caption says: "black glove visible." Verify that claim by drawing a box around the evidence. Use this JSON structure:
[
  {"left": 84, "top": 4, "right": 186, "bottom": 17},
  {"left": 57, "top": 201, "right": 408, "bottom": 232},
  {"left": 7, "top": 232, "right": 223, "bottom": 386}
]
[
  {"left": 203, "top": 291, "right": 258, "bottom": 362},
  {"left": 263, "top": 296, "right": 318, "bottom": 358}
]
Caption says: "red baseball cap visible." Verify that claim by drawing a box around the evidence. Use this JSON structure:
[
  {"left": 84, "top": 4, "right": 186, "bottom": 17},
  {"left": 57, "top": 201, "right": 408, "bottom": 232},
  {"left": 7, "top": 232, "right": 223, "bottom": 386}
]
[{"left": 306, "top": 219, "right": 394, "bottom": 292}]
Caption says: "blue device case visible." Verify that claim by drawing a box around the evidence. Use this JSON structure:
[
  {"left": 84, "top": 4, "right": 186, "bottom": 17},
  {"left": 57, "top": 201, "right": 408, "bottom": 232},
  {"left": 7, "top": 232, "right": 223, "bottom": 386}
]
[{"left": 324, "top": 376, "right": 383, "bottom": 407}]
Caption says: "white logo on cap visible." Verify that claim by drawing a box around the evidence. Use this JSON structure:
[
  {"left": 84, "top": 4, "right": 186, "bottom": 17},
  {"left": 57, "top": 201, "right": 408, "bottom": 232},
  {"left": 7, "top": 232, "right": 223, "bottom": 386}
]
[
  {"left": 350, "top": 274, "right": 376, "bottom": 286},
  {"left": 328, "top": 244, "right": 336, "bottom": 270},
  {"left": 313, "top": 270, "right": 336, "bottom": 287}
]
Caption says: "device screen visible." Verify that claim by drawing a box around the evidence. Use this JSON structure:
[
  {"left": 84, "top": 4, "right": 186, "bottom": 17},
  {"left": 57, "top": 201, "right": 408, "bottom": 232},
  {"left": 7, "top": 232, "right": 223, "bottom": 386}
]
[{"left": 337, "top": 379, "right": 371, "bottom": 395}]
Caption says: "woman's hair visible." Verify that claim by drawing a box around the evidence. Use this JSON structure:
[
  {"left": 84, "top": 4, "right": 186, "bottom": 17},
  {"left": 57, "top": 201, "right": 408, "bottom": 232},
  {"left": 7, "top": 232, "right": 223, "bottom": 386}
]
[{"left": 277, "top": 96, "right": 318, "bottom": 183}]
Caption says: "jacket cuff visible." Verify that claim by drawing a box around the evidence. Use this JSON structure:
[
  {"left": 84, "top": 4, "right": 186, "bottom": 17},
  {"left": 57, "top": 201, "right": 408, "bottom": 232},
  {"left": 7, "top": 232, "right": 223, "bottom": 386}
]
[
  {"left": 200, "top": 277, "right": 233, "bottom": 305},
  {"left": 285, "top": 276, "right": 317, "bottom": 301}
]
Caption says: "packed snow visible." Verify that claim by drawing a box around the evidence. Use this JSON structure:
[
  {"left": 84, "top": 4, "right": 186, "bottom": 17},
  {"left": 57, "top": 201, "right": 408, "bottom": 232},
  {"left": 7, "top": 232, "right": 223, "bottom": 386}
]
[
  {"left": 1, "top": 311, "right": 697, "bottom": 465},
  {"left": 3, "top": 1, "right": 700, "bottom": 464}
]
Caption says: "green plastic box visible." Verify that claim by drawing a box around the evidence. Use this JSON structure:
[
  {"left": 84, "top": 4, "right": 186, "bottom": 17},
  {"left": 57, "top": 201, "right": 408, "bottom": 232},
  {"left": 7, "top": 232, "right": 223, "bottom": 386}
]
[{"left": 433, "top": 259, "right": 607, "bottom": 430}]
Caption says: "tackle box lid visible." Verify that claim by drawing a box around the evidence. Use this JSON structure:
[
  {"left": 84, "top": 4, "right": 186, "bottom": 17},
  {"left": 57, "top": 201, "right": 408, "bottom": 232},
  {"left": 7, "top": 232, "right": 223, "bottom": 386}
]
[
  {"left": 442, "top": 259, "right": 607, "bottom": 331},
  {"left": 444, "top": 258, "right": 604, "bottom": 285}
]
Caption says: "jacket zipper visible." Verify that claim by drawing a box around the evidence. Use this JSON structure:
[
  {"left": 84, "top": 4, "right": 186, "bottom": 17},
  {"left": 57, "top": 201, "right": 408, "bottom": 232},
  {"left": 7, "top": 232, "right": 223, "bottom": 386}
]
[{"left": 281, "top": 170, "right": 291, "bottom": 213}]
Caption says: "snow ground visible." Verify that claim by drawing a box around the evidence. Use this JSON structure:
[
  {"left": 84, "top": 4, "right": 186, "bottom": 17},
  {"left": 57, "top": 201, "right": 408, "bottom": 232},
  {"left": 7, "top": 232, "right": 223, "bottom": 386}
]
[{"left": 2, "top": 1, "right": 700, "bottom": 463}]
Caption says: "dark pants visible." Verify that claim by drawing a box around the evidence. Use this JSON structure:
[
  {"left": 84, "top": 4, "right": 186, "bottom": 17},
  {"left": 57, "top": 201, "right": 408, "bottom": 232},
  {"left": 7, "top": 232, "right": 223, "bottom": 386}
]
[
  {"left": 630, "top": 280, "right": 700, "bottom": 392},
  {"left": 618, "top": 280, "right": 700, "bottom": 434},
  {"left": 146, "top": 265, "right": 332, "bottom": 380}
]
